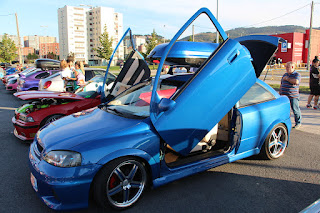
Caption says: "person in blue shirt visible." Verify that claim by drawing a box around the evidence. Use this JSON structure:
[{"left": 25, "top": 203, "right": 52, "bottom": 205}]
[{"left": 280, "top": 61, "right": 302, "bottom": 129}]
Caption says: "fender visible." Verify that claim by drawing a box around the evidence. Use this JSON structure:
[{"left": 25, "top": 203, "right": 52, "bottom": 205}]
[
  {"left": 257, "top": 118, "right": 292, "bottom": 150},
  {"left": 97, "top": 148, "right": 160, "bottom": 181}
]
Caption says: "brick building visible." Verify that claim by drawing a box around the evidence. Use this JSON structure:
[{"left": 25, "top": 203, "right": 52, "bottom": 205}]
[
  {"left": 271, "top": 29, "right": 320, "bottom": 65},
  {"left": 39, "top": 43, "right": 59, "bottom": 58}
]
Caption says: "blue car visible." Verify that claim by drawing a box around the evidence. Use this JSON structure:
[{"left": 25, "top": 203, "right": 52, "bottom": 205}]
[{"left": 28, "top": 8, "right": 291, "bottom": 211}]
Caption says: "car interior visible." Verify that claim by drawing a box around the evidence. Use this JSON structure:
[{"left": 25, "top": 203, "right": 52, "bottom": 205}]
[{"left": 164, "top": 110, "right": 235, "bottom": 167}]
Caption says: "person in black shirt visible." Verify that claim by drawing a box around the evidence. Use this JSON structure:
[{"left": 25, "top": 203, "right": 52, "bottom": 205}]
[{"left": 306, "top": 58, "right": 320, "bottom": 109}]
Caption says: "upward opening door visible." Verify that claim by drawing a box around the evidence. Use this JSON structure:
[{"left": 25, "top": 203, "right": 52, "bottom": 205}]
[
  {"left": 101, "top": 28, "right": 150, "bottom": 102},
  {"left": 150, "top": 8, "right": 257, "bottom": 156}
]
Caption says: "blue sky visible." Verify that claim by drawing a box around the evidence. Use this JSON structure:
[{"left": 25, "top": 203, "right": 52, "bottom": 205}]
[{"left": 0, "top": 0, "right": 319, "bottom": 40}]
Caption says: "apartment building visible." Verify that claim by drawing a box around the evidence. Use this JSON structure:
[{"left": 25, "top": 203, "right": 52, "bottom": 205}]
[
  {"left": 39, "top": 43, "right": 60, "bottom": 58},
  {"left": 58, "top": 5, "right": 123, "bottom": 65},
  {"left": 58, "top": 5, "right": 89, "bottom": 62},
  {"left": 0, "top": 34, "right": 20, "bottom": 47},
  {"left": 24, "top": 35, "right": 57, "bottom": 54},
  {"left": 87, "top": 7, "right": 123, "bottom": 65}
]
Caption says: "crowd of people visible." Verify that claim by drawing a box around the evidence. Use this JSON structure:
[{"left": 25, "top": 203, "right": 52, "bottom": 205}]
[{"left": 60, "top": 57, "right": 86, "bottom": 91}]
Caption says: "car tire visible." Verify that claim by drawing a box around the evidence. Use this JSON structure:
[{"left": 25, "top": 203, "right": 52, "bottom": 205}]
[
  {"left": 43, "top": 114, "right": 63, "bottom": 126},
  {"left": 260, "top": 123, "right": 288, "bottom": 160},
  {"left": 93, "top": 157, "right": 148, "bottom": 210}
]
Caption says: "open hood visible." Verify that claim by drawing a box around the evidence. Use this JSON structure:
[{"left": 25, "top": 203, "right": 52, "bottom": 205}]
[
  {"left": 234, "top": 35, "right": 285, "bottom": 77},
  {"left": 14, "top": 91, "right": 85, "bottom": 101},
  {"left": 101, "top": 28, "right": 150, "bottom": 102}
]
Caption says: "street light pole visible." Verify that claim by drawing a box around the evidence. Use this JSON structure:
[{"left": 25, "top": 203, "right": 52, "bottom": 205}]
[
  {"left": 15, "top": 13, "right": 22, "bottom": 64},
  {"left": 216, "top": 0, "right": 219, "bottom": 43},
  {"left": 307, "top": 1, "right": 314, "bottom": 70}
]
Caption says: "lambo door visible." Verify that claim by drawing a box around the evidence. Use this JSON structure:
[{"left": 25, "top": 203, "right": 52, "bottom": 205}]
[
  {"left": 101, "top": 28, "right": 150, "bottom": 102},
  {"left": 150, "top": 8, "right": 257, "bottom": 156}
]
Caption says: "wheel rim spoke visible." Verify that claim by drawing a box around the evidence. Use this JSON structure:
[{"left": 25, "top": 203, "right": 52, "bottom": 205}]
[
  {"left": 131, "top": 181, "right": 142, "bottom": 188},
  {"left": 272, "top": 131, "right": 278, "bottom": 140},
  {"left": 108, "top": 184, "right": 122, "bottom": 196},
  {"left": 123, "top": 189, "right": 130, "bottom": 203},
  {"left": 114, "top": 168, "right": 125, "bottom": 181},
  {"left": 128, "top": 164, "right": 138, "bottom": 181},
  {"left": 278, "top": 130, "right": 282, "bottom": 138}
]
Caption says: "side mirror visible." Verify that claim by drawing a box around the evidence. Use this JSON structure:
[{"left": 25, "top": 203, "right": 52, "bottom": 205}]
[{"left": 158, "top": 98, "right": 176, "bottom": 112}]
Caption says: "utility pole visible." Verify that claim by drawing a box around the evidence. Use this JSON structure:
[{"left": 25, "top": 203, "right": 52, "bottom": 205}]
[
  {"left": 216, "top": 0, "right": 219, "bottom": 43},
  {"left": 15, "top": 13, "right": 22, "bottom": 64},
  {"left": 307, "top": 1, "right": 314, "bottom": 70},
  {"left": 192, "top": 25, "right": 194, "bottom": 42}
]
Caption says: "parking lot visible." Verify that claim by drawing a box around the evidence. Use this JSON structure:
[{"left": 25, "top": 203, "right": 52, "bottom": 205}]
[{"left": 0, "top": 82, "right": 319, "bottom": 213}]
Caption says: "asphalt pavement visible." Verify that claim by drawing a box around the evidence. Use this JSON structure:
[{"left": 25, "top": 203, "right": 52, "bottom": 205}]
[{"left": 0, "top": 82, "right": 319, "bottom": 213}]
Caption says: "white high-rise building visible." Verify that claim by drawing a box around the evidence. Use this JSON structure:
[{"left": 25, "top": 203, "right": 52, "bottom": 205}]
[
  {"left": 58, "top": 5, "right": 123, "bottom": 65},
  {"left": 58, "top": 6, "right": 89, "bottom": 62}
]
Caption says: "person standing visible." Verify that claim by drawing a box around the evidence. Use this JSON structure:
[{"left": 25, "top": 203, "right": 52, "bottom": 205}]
[
  {"left": 280, "top": 62, "right": 302, "bottom": 129},
  {"left": 60, "top": 60, "right": 72, "bottom": 91},
  {"left": 66, "top": 61, "right": 85, "bottom": 90},
  {"left": 306, "top": 58, "right": 320, "bottom": 109}
]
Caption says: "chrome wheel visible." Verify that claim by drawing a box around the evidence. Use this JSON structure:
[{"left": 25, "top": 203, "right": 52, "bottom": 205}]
[
  {"left": 267, "top": 125, "right": 287, "bottom": 158},
  {"left": 106, "top": 160, "right": 147, "bottom": 208}
]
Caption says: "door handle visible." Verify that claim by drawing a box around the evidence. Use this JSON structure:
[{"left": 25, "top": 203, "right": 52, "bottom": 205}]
[{"left": 227, "top": 50, "right": 240, "bottom": 64}]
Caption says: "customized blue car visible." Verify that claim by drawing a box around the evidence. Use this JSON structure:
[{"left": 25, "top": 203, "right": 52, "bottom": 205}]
[{"left": 28, "top": 8, "right": 291, "bottom": 211}]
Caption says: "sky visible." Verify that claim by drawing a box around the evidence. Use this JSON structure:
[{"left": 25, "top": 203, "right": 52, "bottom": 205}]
[{"left": 0, "top": 0, "right": 320, "bottom": 40}]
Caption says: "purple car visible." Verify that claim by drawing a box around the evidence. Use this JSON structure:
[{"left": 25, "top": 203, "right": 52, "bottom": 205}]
[{"left": 17, "top": 69, "right": 60, "bottom": 91}]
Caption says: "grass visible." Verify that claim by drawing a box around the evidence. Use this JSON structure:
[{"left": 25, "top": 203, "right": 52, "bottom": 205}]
[{"left": 269, "top": 84, "right": 310, "bottom": 94}]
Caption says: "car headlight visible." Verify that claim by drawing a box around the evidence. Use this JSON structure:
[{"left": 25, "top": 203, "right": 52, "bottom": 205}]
[
  {"left": 26, "top": 116, "right": 34, "bottom": 122},
  {"left": 43, "top": 150, "right": 81, "bottom": 167}
]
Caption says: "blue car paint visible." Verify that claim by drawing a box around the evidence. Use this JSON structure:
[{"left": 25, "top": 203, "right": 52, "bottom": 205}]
[
  {"left": 151, "top": 39, "right": 256, "bottom": 156},
  {"left": 28, "top": 7, "right": 292, "bottom": 211},
  {"left": 149, "top": 41, "right": 219, "bottom": 59}
]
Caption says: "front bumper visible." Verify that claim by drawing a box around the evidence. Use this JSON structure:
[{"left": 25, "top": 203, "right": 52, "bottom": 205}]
[
  {"left": 28, "top": 140, "right": 101, "bottom": 210},
  {"left": 12, "top": 116, "right": 39, "bottom": 141}
]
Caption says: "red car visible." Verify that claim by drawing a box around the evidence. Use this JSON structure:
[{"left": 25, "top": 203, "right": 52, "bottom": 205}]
[{"left": 12, "top": 83, "right": 102, "bottom": 141}]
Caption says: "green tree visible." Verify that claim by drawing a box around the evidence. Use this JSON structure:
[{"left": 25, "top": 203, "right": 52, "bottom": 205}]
[
  {"left": 93, "top": 25, "right": 113, "bottom": 60},
  {"left": 145, "top": 29, "right": 159, "bottom": 56},
  {"left": 26, "top": 53, "right": 39, "bottom": 61},
  {"left": 0, "top": 34, "right": 17, "bottom": 63},
  {"left": 46, "top": 52, "right": 59, "bottom": 60}
]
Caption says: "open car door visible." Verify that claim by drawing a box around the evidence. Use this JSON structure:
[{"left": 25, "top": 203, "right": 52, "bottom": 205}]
[
  {"left": 101, "top": 28, "right": 150, "bottom": 102},
  {"left": 149, "top": 8, "right": 258, "bottom": 156}
]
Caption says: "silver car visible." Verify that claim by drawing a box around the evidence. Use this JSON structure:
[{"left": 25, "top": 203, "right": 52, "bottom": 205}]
[{"left": 39, "top": 68, "right": 115, "bottom": 92}]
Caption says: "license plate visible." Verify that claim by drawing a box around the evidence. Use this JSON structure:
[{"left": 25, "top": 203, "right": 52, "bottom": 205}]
[{"left": 30, "top": 173, "right": 38, "bottom": 192}]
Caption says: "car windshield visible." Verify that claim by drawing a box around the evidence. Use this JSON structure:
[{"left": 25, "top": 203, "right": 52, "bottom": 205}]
[{"left": 104, "top": 75, "right": 188, "bottom": 118}]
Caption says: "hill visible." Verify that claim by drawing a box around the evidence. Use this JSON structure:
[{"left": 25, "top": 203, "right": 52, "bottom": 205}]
[{"left": 179, "top": 25, "right": 308, "bottom": 42}]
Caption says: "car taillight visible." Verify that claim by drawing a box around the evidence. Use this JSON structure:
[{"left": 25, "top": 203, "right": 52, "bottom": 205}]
[{"left": 43, "top": 81, "right": 52, "bottom": 89}]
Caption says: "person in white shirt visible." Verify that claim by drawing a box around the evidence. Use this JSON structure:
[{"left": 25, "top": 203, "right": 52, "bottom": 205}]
[{"left": 60, "top": 60, "right": 72, "bottom": 91}]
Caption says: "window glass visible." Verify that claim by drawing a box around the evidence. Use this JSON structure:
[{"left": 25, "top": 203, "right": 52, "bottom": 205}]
[
  {"left": 35, "top": 72, "right": 50, "bottom": 79},
  {"left": 239, "top": 83, "right": 275, "bottom": 107}
]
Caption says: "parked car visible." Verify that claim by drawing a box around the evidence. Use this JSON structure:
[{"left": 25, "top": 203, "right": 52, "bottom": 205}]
[
  {"left": 3, "top": 67, "right": 36, "bottom": 84},
  {"left": 28, "top": 9, "right": 290, "bottom": 211},
  {"left": 6, "top": 77, "right": 18, "bottom": 91},
  {"left": 17, "top": 69, "right": 60, "bottom": 91},
  {"left": 5, "top": 67, "right": 17, "bottom": 75},
  {"left": 12, "top": 78, "right": 114, "bottom": 141},
  {"left": 38, "top": 68, "right": 112, "bottom": 92}
]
